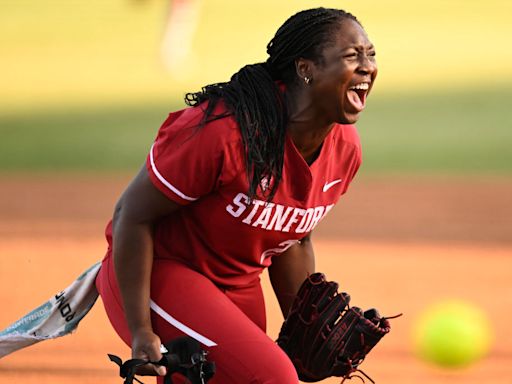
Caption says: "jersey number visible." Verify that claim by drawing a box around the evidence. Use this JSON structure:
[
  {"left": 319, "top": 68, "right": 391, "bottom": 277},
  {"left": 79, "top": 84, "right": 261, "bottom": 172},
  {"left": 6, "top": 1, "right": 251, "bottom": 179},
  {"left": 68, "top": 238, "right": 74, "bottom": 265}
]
[{"left": 260, "top": 239, "right": 300, "bottom": 265}]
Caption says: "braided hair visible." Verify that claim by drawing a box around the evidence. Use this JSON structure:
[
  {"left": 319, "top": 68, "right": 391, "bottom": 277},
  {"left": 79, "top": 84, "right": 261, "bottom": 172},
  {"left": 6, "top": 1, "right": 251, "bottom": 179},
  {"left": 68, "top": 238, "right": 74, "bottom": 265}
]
[{"left": 185, "top": 8, "right": 360, "bottom": 201}]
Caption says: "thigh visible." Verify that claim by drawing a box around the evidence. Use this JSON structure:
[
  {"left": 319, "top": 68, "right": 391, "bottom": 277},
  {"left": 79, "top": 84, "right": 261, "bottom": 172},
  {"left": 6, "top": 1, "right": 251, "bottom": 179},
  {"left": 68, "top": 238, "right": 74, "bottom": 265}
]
[
  {"left": 221, "top": 280, "right": 267, "bottom": 332},
  {"left": 151, "top": 260, "right": 297, "bottom": 384}
]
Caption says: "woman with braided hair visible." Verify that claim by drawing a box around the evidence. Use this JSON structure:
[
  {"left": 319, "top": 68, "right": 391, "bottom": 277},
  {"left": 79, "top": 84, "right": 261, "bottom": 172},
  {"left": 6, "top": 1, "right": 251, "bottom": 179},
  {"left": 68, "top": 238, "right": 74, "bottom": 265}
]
[{"left": 96, "top": 7, "right": 377, "bottom": 383}]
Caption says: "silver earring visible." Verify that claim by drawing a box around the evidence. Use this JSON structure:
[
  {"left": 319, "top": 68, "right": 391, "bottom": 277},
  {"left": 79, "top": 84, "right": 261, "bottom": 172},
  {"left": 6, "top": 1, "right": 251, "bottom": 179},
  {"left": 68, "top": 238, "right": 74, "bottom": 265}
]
[{"left": 304, "top": 77, "right": 311, "bottom": 84}]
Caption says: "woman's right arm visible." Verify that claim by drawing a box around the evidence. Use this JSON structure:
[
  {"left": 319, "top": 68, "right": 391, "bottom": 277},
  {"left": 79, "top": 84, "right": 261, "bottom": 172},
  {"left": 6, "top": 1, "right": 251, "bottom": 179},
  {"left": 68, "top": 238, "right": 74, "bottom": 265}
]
[{"left": 112, "top": 165, "right": 181, "bottom": 376}]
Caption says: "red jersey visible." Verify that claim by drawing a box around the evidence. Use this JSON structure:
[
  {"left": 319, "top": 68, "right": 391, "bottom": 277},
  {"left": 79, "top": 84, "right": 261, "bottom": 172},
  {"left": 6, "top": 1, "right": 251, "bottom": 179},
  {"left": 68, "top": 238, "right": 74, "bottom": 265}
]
[{"left": 106, "top": 102, "right": 361, "bottom": 288}]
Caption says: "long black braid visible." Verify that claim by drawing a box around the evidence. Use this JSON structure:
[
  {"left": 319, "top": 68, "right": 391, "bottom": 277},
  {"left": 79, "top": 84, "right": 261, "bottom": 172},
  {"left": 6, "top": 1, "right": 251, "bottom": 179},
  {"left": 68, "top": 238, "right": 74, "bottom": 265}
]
[{"left": 185, "top": 8, "right": 360, "bottom": 201}]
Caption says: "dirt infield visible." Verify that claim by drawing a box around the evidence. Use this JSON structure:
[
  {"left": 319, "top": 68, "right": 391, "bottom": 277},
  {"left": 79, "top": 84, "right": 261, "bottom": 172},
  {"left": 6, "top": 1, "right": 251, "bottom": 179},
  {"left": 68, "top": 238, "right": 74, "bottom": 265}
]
[{"left": 0, "top": 174, "right": 511, "bottom": 384}]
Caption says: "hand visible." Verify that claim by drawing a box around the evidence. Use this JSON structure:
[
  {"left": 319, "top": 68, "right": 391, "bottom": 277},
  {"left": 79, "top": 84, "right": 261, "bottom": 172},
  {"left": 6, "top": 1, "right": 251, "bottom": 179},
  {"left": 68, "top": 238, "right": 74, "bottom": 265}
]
[{"left": 131, "top": 329, "right": 167, "bottom": 376}]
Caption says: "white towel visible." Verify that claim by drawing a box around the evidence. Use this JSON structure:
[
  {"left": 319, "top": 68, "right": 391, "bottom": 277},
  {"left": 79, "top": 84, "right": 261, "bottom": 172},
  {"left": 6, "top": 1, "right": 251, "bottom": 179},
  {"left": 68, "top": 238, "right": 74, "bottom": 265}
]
[{"left": 0, "top": 262, "right": 101, "bottom": 358}]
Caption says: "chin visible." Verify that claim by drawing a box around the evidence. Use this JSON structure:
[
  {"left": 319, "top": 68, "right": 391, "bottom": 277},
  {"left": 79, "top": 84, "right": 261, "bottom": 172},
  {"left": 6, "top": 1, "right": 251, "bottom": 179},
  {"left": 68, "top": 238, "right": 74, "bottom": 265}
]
[{"left": 338, "top": 114, "right": 359, "bottom": 125}]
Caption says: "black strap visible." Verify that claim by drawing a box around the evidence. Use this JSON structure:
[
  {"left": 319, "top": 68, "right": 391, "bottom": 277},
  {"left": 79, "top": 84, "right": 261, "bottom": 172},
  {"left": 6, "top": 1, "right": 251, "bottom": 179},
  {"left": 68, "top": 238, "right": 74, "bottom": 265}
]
[
  {"left": 108, "top": 354, "right": 150, "bottom": 384},
  {"left": 108, "top": 336, "right": 215, "bottom": 384}
]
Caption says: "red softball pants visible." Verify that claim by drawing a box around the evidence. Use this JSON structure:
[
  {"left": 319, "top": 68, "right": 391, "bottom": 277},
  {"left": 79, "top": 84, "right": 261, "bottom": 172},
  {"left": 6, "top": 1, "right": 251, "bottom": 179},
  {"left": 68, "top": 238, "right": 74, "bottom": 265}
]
[{"left": 96, "top": 255, "right": 298, "bottom": 383}]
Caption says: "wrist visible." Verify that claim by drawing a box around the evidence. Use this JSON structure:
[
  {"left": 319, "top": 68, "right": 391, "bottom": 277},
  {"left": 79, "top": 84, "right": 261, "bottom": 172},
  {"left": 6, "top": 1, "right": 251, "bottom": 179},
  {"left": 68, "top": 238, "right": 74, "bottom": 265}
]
[{"left": 129, "top": 321, "right": 154, "bottom": 337}]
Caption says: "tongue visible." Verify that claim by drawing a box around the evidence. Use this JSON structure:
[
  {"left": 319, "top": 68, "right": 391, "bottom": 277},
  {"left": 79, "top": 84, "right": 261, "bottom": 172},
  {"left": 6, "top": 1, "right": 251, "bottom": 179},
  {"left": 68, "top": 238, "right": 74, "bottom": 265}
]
[{"left": 347, "top": 90, "right": 365, "bottom": 111}]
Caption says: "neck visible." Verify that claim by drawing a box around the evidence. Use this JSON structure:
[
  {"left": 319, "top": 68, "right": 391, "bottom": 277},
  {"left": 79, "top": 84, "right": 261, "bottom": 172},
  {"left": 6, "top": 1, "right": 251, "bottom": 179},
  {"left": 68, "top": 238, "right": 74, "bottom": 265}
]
[
  {"left": 287, "top": 124, "right": 333, "bottom": 164},
  {"left": 285, "top": 88, "right": 334, "bottom": 162}
]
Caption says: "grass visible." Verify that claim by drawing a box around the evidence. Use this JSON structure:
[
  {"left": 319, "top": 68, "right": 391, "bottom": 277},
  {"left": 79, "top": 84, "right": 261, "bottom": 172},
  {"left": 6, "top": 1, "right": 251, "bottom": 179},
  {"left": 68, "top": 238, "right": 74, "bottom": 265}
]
[
  {"left": 357, "top": 87, "right": 512, "bottom": 174},
  {"left": 1, "top": 87, "right": 511, "bottom": 174},
  {"left": 0, "top": 102, "right": 177, "bottom": 172}
]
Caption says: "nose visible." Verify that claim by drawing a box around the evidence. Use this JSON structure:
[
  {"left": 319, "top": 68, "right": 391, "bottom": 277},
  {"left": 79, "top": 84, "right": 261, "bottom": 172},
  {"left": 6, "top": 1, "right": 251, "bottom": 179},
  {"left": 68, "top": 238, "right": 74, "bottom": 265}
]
[{"left": 357, "top": 53, "right": 377, "bottom": 75}]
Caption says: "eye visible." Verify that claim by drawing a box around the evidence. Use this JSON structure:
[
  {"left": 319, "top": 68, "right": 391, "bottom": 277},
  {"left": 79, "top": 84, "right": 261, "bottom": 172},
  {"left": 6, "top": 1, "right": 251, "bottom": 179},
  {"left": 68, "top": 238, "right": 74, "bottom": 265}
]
[{"left": 343, "top": 52, "right": 358, "bottom": 59}]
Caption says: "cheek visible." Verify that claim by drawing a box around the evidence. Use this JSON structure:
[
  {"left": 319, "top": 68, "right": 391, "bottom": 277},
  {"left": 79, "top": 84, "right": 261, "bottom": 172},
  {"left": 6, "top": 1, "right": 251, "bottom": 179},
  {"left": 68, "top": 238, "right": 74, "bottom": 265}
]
[
  {"left": 323, "top": 72, "right": 348, "bottom": 93},
  {"left": 311, "top": 68, "right": 351, "bottom": 102},
  {"left": 371, "top": 64, "right": 378, "bottom": 79}
]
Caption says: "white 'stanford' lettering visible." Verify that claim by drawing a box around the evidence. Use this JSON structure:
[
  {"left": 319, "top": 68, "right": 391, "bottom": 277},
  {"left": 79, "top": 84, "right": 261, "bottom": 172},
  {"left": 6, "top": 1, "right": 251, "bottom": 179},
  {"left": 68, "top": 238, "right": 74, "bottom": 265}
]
[
  {"left": 252, "top": 203, "right": 275, "bottom": 228},
  {"left": 242, "top": 199, "right": 265, "bottom": 224},
  {"left": 225, "top": 192, "right": 249, "bottom": 217},
  {"left": 226, "top": 193, "right": 334, "bottom": 234},
  {"left": 267, "top": 205, "right": 294, "bottom": 231},
  {"left": 282, "top": 208, "right": 305, "bottom": 232},
  {"left": 296, "top": 208, "right": 315, "bottom": 233}
]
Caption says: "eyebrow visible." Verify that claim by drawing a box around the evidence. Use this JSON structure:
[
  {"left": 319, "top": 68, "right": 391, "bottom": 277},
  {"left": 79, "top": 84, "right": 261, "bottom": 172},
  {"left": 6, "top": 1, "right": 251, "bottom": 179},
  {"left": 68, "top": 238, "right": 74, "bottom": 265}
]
[{"left": 341, "top": 44, "right": 375, "bottom": 53}]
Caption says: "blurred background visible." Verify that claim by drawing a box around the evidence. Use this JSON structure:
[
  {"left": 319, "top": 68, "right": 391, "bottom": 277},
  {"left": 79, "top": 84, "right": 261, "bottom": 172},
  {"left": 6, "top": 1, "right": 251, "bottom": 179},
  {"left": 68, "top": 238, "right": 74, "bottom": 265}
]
[
  {"left": 1, "top": 0, "right": 511, "bottom": 175},
  {"left": 1, "top": 1, "right": 511, "bottom": 383}
]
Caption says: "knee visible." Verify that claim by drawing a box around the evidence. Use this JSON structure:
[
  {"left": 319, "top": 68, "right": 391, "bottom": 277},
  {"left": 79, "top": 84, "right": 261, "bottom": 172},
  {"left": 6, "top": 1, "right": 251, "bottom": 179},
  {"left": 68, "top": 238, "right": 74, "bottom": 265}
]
[
  {"left": 218, "top": 342, "right": 298, "bottom": 384},
  {"left": 255, "top": 351, "right": 298, "bottom": 384}
]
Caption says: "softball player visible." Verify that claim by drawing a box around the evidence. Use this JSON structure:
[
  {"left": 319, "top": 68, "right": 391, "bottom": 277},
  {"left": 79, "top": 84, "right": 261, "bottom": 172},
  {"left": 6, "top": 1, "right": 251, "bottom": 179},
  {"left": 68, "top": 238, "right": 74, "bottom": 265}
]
[{"left": 96, "top": 7, "right": 377, "bottom": 383}]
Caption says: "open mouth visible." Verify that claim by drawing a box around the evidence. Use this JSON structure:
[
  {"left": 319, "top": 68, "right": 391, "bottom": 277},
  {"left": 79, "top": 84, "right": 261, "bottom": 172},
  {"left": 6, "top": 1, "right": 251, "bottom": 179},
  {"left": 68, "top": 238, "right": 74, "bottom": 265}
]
[{"left": 347, "top": 82, "right": 369, "bottom": 112}]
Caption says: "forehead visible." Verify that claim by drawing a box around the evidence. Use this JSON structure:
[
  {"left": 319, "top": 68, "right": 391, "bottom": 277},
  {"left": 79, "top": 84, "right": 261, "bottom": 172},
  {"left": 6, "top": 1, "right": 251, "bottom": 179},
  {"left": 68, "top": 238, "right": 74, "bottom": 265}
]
[{"left": 327, "top": 19, "right": 373, "bottom": 50}]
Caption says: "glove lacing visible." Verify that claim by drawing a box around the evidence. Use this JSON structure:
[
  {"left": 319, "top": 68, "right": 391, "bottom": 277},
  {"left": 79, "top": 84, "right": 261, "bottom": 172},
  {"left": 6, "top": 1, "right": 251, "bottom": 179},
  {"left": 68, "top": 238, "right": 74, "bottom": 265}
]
[{"left": 340, "top": 313, "right": 403, "bottom": 384}]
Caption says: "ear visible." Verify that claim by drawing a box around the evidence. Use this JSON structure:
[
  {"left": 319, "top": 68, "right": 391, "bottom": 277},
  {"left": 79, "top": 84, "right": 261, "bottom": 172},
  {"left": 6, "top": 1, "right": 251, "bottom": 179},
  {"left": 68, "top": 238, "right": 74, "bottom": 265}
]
[{"left": 295, "top": 57, "right": 314, "bottom": 81}]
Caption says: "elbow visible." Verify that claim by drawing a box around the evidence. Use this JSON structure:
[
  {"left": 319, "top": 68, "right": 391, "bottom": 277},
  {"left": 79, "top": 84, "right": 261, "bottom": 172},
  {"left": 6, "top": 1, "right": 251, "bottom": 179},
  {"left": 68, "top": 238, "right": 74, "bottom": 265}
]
[
  {"left": 112, "top": 198, "right": 124, "bottom": 229},
  {"left": 112, "top": 195, "right": 155, "bottom": 234}
]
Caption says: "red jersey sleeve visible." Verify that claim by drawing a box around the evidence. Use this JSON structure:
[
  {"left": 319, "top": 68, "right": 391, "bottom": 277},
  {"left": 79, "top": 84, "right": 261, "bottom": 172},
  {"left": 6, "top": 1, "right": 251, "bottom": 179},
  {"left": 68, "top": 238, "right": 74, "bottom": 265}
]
[{"left": 146, "top": 106, "right": 241, "bottom": 205}]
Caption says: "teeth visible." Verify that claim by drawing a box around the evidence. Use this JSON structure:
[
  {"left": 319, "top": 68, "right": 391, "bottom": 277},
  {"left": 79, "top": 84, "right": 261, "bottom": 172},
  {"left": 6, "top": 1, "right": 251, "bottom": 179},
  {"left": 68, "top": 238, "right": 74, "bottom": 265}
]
[{"left": 349, "top": 83, "right": 369, "bottom": 90}]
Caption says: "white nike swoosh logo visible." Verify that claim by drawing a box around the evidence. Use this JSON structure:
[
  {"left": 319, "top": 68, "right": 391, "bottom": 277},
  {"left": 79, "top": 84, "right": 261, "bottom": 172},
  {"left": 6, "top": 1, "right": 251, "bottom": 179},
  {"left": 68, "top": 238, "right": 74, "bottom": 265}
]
[{"left": 323, "top": 179, "right": 342, "bottom": 192}]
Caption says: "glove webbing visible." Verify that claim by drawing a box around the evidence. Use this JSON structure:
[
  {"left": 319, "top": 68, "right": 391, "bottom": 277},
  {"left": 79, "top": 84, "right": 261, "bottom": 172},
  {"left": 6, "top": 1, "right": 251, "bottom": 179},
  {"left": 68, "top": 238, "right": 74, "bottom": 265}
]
[{"left": 339, "top": 313, "right": 403, "bottom": 384}]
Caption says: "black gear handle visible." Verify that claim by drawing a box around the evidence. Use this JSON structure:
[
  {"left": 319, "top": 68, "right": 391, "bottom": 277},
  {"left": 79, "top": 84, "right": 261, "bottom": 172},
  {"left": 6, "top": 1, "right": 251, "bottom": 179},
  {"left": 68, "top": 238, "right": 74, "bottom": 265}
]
[{"left": 108, "top": 336, "right": 215, "bottom": 384}]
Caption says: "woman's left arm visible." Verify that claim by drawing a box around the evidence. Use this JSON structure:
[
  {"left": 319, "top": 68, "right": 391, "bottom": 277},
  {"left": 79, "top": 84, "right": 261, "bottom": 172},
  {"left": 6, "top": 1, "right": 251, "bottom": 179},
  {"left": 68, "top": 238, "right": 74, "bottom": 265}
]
[{"left": 268, "top": 234, "right": 315, "bottom": 318}]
